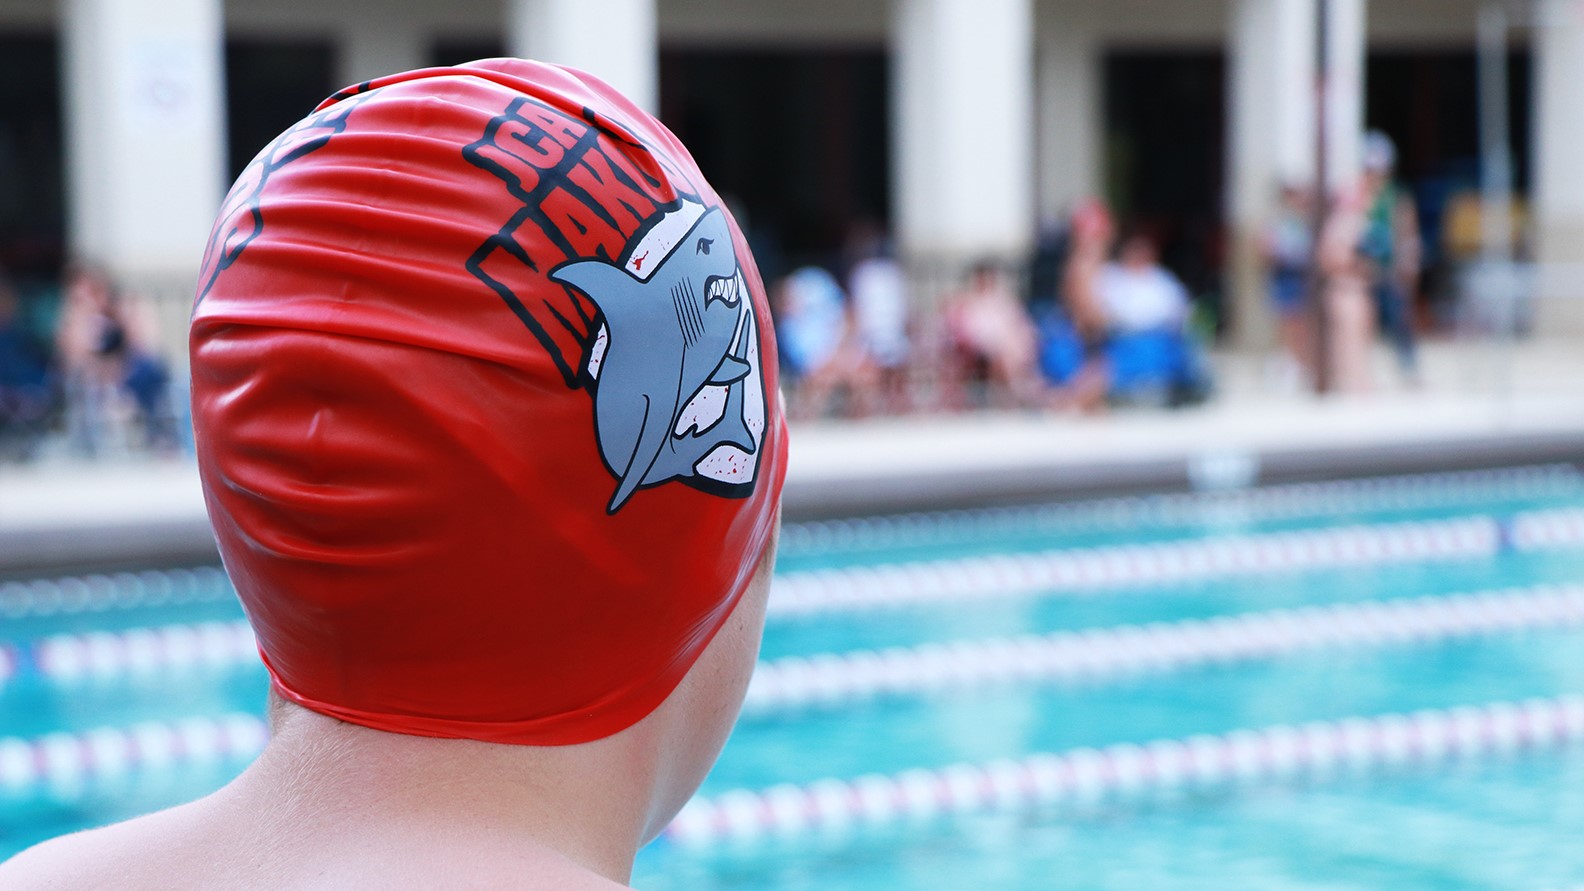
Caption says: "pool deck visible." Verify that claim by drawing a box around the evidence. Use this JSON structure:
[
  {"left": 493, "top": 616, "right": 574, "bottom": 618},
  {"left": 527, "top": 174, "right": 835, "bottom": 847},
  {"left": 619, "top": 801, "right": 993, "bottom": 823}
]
[{"left": 3, "top": 338, "right": 1582, "bottom": 575}]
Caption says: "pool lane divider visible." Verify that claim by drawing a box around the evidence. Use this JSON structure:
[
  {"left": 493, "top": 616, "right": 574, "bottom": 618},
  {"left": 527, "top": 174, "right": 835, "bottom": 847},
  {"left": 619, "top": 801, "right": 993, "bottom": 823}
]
[
  {"left": 770, "top": 508, "right": 1584, "bottom": 617},
  {"left": 1, "top": 620, "right": 258, "bottom": 685},
  {"left": 0, "top": 566, "right": 233, "bottom": 620},
  {"left": 745, "top": 584, "right": 1584, "bottom": 713},
  {"left": 0, "top": 713, "right": 267, "bottom": 791},
  {"left": 781, "top": 464, "right": 1584, "bottom": 554},
  {"left": 2, "top": 506, "right": 1580, "bottom": 624},
  {"left": 6, "top": 582, "right": 1584, "bottom": 700},
  {"left": 665, "top": 694, "right": 1584, "bottom": 847}
]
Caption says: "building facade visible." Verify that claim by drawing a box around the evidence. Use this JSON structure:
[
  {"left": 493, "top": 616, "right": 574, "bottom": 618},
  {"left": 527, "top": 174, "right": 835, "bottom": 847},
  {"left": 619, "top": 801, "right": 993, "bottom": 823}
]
[{"left": 1, "top": 0, "right": 1581, "bottom": 358}]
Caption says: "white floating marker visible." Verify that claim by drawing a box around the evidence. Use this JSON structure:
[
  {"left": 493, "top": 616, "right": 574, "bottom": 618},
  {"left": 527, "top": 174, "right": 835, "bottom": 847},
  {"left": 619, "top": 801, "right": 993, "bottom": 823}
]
[
  {"left": 667, "top": 695, "right": 1584, "bottom": 847},
  {"left": 0, "top": 714, "right": 268, "bottom": 792},
  {"left": 746, "top": 584, "right": 1584, "bottom": 713}
]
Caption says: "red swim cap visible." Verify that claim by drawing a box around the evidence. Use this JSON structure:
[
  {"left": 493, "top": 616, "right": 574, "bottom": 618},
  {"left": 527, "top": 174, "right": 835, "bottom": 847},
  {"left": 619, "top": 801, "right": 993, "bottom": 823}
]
[{"left": 191, "top": 59, "right": 787, "bottom": 745}]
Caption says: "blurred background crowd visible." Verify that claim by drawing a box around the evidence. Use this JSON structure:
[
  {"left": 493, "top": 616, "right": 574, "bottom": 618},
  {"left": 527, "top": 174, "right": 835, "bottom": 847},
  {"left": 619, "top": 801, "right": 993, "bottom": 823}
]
[{"left": 0, "top": 0, "right": 1578, "bottom": 463}]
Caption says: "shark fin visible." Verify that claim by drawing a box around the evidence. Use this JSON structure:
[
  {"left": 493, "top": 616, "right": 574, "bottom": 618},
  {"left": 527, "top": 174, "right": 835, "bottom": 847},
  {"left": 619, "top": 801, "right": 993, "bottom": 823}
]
[
  {"left": 608, "top": 395, "right": 670, "bottom": 513},
  {"left": 707, "top": 355, "right": 752, "bottom": 385},
  {"left": 551, "top": 261, "right": 632, "bottom": 311}
]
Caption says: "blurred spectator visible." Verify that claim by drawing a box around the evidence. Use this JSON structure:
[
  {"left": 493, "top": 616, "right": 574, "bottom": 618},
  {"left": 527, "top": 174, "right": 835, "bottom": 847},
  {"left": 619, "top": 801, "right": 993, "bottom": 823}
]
[
  {"left": 1357, "top": 131, "right": 1424, "bottom": 384},
  {"left": 775, "top": 265, "right": 845, "bottom": 378},
  {"left": 1442, "top": 189, "right": 1531, "bottom": 334},
  {"left": 776, "top": 265, "right": 852, "bottom": 419},
  {"left": 1318, "top": 185, "right": 1376, "bottom": 393},
  {"left": 0, "top": 269, "right": 54, "bottom": 460},
  {"left": 1094, "top": 229, "right": 1210, "bottom": 406},
  {"left": 55, "top": 263, "right": 177, "bottom": 455},
  {"left": 1042, "top": 198, "right": 1115, "bottom": 413},
  {"left": 1264, "top": 182, "right": 1315, "bottom": 385},
  {"left": 1318, "top": 132, "right": 1423, "bottom": 393},
  {"left": 943, "top": 260, "right": 1044, "bottom": 410},
  {"left": 1027, "top": 214, "right": 1071, "bottom": 314},
  {"left": 844, "top": 228, "right": 912, "bottom": 415}
]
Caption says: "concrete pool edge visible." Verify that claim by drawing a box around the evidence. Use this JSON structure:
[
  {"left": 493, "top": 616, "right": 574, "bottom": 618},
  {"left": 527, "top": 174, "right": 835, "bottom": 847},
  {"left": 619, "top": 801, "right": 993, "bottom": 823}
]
[{"left": 3, "top": 397, "right": 1583, "bottom": 576}]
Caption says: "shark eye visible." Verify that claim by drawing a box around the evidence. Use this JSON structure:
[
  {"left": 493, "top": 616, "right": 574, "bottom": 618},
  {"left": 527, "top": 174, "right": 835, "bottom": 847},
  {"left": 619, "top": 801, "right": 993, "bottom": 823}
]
[{"left": 696, "top": 237, "right": 714, "bottom": 256}]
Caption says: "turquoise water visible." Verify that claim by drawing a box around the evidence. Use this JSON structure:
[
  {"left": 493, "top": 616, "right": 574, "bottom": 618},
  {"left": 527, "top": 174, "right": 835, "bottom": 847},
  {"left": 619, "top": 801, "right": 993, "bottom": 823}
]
[
  {"left": 4, "top": 471, "right": 1584, "bottom": 889},
  {"left": 637, "top": 751, "right": 1584, "bottom": 890}
]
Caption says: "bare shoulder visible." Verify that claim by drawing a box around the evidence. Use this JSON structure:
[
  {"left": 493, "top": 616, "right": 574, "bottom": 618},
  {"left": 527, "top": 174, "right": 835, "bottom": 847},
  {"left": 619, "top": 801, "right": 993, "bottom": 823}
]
[
  {"left": 0, "top": 800, "right": 222, "bottom": 890},
  {"left": 0, "top": 821, "right": 151, "bottom": 890}
]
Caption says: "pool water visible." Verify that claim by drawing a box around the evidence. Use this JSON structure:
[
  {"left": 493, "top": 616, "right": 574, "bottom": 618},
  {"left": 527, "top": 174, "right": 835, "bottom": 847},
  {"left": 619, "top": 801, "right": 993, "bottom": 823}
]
[{"left": 3, "top": 465, "right": 1584, "bottom": 889}]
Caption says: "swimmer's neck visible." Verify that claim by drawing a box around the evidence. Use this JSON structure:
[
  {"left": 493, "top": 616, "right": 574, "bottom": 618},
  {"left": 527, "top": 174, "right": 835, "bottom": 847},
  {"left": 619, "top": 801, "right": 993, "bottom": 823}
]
[{"left": 221, "top": 695, "right": 662, "bottom": 888}]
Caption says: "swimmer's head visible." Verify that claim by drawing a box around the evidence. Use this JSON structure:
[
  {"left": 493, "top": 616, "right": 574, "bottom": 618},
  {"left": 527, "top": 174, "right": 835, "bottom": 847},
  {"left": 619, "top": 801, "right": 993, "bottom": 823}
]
[{"left": 190, "top": 59, "right": 787, "bottom": 746}]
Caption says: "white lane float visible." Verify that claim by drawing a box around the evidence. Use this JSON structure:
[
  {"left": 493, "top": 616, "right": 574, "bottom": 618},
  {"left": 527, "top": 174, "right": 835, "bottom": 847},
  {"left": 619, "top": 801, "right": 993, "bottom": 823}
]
[
  {"left": 0, "top": 566, "right": 234, "bottom": 621},
  {"left": 780, "top": 464, "right": 1583, "bottom": 554},
  {"left": 666, "top": 694, "right": 1584, "bottom": 847},
  {"left": 0, "top": 713, "right": 268, "bottom": 791},
  {"left": 769, "top": 507, "right": 1584, "bottom": 617},
  {"left": 28, "top": 620, "right": 258, "bottom": 682},
  {"left": 750, "top": 584, "right": 1584, "bottom": 713}
]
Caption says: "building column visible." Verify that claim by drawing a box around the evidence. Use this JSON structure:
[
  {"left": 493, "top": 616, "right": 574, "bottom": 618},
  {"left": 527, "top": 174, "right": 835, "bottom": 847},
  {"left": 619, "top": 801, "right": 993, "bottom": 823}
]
[
  {"left": 892, "top": 0, "right": 1035, "bottom": 266},
  {"left": 1532, "top": 0, "right": 1584, "bottom": 335},
  {"left": 60, "top": 0, "right": 226, "bottom": 285},
  {"left": 1323, "top": 0, "right": 1367, "bottom": 194},
  {"left": 1034, "top": 7, "right": 1099, "bottom": 223},
  {"left": 1225, "top": 0, "right": 1316, "bottom": 349},
  {"left": 505, "top": 0, "right": 658, "bottom": 114},
  {"left": 338, "top": 17, "right": 428, "bottom": 88}
]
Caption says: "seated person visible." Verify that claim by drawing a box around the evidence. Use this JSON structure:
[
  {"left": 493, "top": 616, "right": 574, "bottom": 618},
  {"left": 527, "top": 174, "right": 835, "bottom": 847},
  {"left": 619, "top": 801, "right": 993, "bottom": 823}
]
[
  {"left": 1042, "top": 198, "right": 1116, "bottom": 412},
  {"left": 0, "top": 57, "right": 788, "bottom": 890},
  {"left": 1093, "top": 231, "right": 1210, "bottom": 405},
  {"left": 777, "top": 265, "right": 854, "bottom": 418},
  {"left": 943, "top": 261, "right": 1044, "bottom": 410},
  {"left": 845, "top": 241, "right": 912, "bottom": 416}
]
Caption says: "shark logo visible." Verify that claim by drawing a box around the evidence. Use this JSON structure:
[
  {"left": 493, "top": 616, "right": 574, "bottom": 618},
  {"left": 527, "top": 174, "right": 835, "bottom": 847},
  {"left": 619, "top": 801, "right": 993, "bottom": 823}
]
[
  {"left": 461, "top": 96, "right": 768, "bottom": 514},
  {"left": 551, "top": 202, "right": 767, "bottom": 513}
]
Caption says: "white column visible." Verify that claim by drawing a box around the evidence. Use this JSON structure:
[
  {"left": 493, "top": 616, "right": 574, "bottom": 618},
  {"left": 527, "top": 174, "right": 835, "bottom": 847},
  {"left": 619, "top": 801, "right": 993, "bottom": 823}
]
[
  {"left": 338, "top": 17, "right": 427, "bottom": 87},
  {"left": 60, "top": 0, "right": 225, "bottom": 284},
  {"left": 1226, "top": 0, "right": 1316, "bottom": 349},
  {"left": 1324, "top": 0, "right": 1366, "bottom": 193},
  {"left": 506, "top": 0, "right": 658, "bottom": 113},
  {"left": 892, "top": 0, "right": 1035, "bottom": 264},
  {"left": 1532, "top": 0, "right": 1584, "bottom": 335},
  {"left": 1034, "top": 8, "right": 1099, "bottom": 221}
]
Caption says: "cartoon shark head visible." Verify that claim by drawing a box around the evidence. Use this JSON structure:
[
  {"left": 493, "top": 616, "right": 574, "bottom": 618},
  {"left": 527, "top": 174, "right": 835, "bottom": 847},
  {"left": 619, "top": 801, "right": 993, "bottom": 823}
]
[{"left": 550, "top": 203, "right": 767, "bottom": 513}]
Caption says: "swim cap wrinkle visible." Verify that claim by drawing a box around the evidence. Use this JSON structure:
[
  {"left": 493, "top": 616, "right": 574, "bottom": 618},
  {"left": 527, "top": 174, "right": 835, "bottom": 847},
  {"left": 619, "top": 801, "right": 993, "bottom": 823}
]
[{"left": 192, "top": 59, "right": 786, "bottom": 745}]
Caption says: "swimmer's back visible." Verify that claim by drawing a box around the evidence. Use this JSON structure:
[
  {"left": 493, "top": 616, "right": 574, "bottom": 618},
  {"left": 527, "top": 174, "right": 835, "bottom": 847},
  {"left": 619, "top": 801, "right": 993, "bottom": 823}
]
[{"left": 0, "top": 798, "right": 622, "bottom": 890}]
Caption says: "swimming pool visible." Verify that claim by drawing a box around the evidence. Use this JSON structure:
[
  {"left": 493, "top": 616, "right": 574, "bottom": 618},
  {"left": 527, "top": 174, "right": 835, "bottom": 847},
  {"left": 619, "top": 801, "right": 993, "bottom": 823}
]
[{"left": 3, "top": 464, "right": 1584, "bottom": 889}]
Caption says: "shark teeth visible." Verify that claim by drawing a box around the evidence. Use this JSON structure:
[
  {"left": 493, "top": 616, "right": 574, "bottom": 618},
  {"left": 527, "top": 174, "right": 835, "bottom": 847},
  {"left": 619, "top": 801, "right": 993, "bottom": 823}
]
[{"left": 707, "top": 269, "right": 742, "bottom": 306}]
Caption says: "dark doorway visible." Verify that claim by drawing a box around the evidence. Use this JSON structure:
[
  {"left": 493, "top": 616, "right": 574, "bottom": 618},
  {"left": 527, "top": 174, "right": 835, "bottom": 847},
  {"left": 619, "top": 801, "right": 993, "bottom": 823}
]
[
  {"left": 225, "top": 39, "right": 337, "bottom": 179},
  {"left": 0, "top": 32, "right": 64, "bottom": 281},
  {"left": 659, "top": 48, "right": 890, "bottom": 281},
  {"left": 431, "top": 39, "right": 506, "bottom": 69},
  {"left": 1102, "top": 49, "right": 1227, "bottom": 325},
  {"left": 1366, "top": 48, "right": 1533, "bottom": 319}
]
